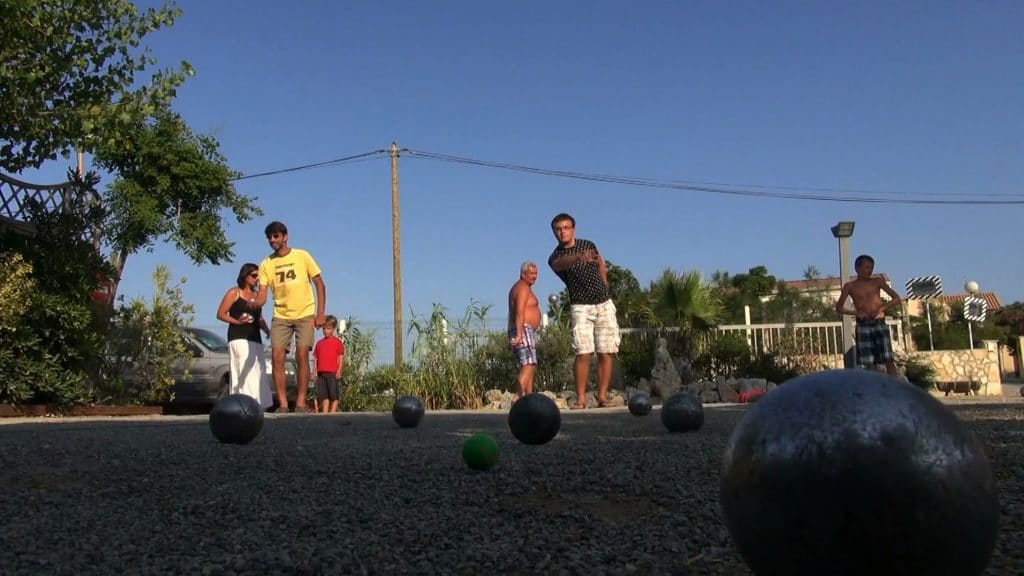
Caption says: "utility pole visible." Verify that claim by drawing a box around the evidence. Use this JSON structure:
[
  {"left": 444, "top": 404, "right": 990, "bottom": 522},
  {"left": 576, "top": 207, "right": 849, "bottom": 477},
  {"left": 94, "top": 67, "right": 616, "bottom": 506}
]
[{"left": 390, "top": 142, "right": 403, "bottom": 368}]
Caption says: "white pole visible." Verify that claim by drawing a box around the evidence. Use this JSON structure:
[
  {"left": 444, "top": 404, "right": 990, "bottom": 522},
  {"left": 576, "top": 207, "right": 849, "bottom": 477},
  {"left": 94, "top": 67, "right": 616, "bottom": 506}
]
[
  {"left": 968, "top": 321, "right": 974, "bottom": 351},
  {"left": 926, "top": 302, "right": 935, "bottom": 351},
  {"left": 744, "top": 304, "right": 752, "bottom": 349}
]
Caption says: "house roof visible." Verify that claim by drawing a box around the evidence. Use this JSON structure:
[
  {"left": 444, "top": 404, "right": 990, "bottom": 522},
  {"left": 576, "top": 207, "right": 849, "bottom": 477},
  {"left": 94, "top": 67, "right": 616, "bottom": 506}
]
[
  {"left": 926, "top": 292, "right": 1003, "bottom": 311},
  {"left": 782, "top": 275, "right": 891, "bottom": 291}
]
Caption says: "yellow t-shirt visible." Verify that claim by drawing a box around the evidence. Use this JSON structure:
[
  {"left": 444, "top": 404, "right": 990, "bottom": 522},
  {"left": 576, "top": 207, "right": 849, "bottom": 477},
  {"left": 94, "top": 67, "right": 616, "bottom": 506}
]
[{"left": 258, "top": 248, "right": 322, "bottom": 320}]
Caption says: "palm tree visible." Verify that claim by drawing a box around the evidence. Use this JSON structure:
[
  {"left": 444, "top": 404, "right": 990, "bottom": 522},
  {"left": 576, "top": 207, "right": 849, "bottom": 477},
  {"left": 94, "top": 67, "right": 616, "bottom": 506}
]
[{"left": 642, "top": 268, "right": 723, "bottom": 359}]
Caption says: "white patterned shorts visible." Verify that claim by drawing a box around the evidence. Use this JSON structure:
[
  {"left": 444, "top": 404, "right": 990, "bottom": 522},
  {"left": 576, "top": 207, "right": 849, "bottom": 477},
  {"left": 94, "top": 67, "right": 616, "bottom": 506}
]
[{"left": 570, "top": 300, "right": 620, "bottom": 355}]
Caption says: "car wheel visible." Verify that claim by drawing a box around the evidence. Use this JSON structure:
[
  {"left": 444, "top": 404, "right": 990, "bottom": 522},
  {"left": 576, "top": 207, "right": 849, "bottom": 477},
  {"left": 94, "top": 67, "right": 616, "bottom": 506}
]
[{"left": 216, "top": 374, "right": 230, "bottom": 401}]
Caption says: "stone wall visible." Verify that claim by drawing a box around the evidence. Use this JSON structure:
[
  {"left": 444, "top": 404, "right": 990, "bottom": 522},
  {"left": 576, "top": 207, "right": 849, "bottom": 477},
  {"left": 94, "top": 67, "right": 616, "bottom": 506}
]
[{"left": 916, "top": 340, "right": 1002, "bottom": 395}]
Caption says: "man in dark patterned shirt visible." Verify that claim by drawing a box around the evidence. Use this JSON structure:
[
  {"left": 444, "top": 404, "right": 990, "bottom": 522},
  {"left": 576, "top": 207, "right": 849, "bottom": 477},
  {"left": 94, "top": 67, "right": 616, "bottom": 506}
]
[{"left": 548, "top": 213, "right": 620, "bottom": 409}]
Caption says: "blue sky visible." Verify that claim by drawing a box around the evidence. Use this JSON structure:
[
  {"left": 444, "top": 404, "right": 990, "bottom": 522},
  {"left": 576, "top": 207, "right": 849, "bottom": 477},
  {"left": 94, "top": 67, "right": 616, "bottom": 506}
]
[{"left": 20, "top": 1, "right": 1024, "bottom": 344}]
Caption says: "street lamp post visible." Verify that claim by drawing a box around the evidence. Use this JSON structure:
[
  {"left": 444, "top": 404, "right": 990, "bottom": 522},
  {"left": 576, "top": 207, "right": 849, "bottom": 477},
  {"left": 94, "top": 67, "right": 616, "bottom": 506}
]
[
  {"left": 965, "top": 280, "right": 979, "bottom": 350},
  {"left": 831, "top": 221, "right": 856, "bottom": 368}
]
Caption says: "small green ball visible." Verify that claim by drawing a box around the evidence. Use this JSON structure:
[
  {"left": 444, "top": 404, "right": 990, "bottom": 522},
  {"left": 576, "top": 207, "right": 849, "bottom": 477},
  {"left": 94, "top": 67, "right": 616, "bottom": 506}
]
[{"left": 462, "top": 433, "right": 499, "bottom": 471}]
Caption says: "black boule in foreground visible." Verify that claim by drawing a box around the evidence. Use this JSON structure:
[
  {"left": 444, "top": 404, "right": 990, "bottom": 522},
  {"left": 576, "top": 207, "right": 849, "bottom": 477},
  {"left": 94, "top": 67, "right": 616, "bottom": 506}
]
[
  {"left": 508, "top": 393, "right": 561, "bottom": 445},
  {"left": 627, "top": 391, "right": 652, "bottom": 416},
  {"left": 660, "top": 392, "right": 703, "bottom": 432},
  {"left": 209, "top": 393, "right": 264, "bottom": 444},
  {"left": 392, "top": 395, "right": 425, "bottom": 428},
  {"left": 720, "top": 370, "right": 999, "bottom": 576}
]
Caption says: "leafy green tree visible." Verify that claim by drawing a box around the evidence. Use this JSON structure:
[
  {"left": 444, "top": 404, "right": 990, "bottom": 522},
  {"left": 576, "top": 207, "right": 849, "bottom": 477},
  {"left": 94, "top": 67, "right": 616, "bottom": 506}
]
[
  {"left": 909, "top": 302, "right": 1006, "bottom": 351},
  {"left": 1, "top": 0, "right": 191, "bottom": 173},
  {"left": 763, "top": 282, "right": 834, "bottom": 323},
  {"left": 732, "top": 266, "right": 778, "bottom": 299},
  {"left": 92, "top": 106, "right": 262, "bottom": 301},
  {"left": 714, "top": 266, "right": 777, "bottom": 323},
  {"left": 993, "top": 302, "right": 1024, "bottom": 344}
]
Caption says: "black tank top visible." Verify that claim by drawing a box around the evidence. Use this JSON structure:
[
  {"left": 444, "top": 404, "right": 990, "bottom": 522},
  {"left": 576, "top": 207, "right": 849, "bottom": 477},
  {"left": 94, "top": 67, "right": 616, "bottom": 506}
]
[{"left": 227, "top": 291, "right": 262, "bottom": 344}]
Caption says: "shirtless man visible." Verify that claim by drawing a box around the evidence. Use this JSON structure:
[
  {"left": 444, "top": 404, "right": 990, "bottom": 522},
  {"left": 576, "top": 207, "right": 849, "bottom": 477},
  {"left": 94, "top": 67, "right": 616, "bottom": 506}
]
[
  {"left": 835, "top": 254, "right": 902, "bottom": 377},
  {"left": 508, "top": 261, "right": 541, "bottom": 398}
]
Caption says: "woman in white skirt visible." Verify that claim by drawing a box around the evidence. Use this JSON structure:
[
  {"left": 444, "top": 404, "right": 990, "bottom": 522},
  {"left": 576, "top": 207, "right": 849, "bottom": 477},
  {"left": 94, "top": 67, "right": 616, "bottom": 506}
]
[{"left": 215, "top": 263, "right": 273, "bottom": 409}]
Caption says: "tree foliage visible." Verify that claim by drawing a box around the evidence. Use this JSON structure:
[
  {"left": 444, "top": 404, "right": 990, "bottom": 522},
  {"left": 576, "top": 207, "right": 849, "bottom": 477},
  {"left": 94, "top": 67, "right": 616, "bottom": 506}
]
[
  {"left": 0, "top": 0, "right": 191, "bottom": 173},
  {"left": 92, "top": 106, "right": 262, "bottom": 295}
]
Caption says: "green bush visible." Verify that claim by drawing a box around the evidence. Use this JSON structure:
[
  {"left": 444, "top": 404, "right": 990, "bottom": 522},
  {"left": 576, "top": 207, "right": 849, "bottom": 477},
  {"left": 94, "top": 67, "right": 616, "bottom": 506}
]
[
  {"left": 534, "top": 321, "right": 574, "bottom": 392},
  {"left": 618, "top": 331, "right": 655, "bottom": 387},
  {"left": 100, "top": 266, "right": 195, "bottom": 404},
  {"left": 471, "top": 332, "right": 518, "bottom": 392},
  {"left": 338, "top": 365, "right": 405, "bottom": 412},
  {"left": 745, "top": 351, "right": 803, "bottom": 384},
  {"left": 0, "top": 200, "right": 110, "bottom": 406},
  {"left": 694, "top": 332, "right": 752, "bottom": 379},
  {"left": 902, "top": 354, "right": 937, "bottom": 390}
]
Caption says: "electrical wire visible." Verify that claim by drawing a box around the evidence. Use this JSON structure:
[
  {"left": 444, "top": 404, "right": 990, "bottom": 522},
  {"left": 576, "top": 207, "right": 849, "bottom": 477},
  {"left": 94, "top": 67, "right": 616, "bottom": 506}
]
[
  {"left": 403, "top": 149, "right": 1024, "bottom": 205},
  {"left": 231, "top": 149, "right": 387, "bottom": 181}
]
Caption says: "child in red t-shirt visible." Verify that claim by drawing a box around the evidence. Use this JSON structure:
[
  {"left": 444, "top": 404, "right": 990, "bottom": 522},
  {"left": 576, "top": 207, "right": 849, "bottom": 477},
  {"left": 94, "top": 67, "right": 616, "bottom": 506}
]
[{"left": 311, "top": 315, "right": 345, "bottom": 413}]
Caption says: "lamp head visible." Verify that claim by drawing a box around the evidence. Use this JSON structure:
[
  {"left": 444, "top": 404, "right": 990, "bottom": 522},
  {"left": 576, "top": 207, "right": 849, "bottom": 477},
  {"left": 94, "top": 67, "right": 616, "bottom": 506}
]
[{"left": 830, "top": 221, "right": 856, "bottom": 238}]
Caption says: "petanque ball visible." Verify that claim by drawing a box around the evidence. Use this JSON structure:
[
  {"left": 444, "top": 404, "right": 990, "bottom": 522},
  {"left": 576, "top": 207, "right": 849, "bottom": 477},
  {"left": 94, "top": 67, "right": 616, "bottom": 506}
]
[
  {"left": 661, "top": 392, "right": 704, "bottom": 432},
  {"left": 508, "top": 393, "right": 561, "bottom": 445},
  {"left": 628, "top": 391, "right": 653, "bottom": 416},
  {"left": 462, "top": 433, "right": 500, "bottom": 471},
  {"left": 720, "top": 370, "right": 999, "bottom": 576},
  {"left": 392, "top": 395, "right": 425, "bottom": 428},
  {"left": 209, "top": 393, "right": 264, "bottom": 444}
]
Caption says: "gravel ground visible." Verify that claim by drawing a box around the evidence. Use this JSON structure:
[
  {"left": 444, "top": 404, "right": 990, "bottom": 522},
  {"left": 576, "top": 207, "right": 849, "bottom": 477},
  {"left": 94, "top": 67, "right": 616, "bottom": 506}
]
[{"left": 0, "top": 395, "right": 1022, "bottom": 575}]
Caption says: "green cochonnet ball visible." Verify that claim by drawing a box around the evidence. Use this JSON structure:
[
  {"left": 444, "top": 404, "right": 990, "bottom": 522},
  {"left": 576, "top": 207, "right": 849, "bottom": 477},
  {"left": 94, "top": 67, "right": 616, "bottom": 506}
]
[{"left": 462, "top": 433, "right": 499, "bottom": 471}]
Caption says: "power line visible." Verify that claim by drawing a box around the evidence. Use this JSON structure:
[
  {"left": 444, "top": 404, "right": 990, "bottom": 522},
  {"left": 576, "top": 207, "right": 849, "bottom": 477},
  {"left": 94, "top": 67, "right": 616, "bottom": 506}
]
[
  {"left": 404, "top": 149, "right": 1024, "bottom": 205},
  {"left": 231, "top": 149, "right": 387, "bottom": 181}
]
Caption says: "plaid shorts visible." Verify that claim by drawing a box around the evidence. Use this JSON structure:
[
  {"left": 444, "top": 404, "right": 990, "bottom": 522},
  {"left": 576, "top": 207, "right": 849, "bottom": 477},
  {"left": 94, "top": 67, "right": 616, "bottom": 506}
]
[
  {"left": 508, "top": 325, "right": 538, "bottom": 367},
  {"left": 856, "top": 319, "right": 894, "bottom": 366},
  {"left": 570, "top": 300, "right": 620, "bottom": 355}
]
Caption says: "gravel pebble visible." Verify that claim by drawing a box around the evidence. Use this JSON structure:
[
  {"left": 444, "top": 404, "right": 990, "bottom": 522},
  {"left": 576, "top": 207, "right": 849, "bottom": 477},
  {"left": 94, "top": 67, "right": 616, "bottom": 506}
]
[{"left": 0, "top": 397, "right": 1022, "bottom": 575}]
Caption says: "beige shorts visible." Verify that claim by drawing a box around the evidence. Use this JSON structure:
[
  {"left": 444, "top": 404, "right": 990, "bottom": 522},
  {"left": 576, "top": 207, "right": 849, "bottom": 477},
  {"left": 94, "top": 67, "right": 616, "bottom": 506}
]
[
  {"left": 270, "top": 316, "right": 314, "bottom": 351},
  {"left": 570, "top": 300, "right": 620, "bottom": 355}
]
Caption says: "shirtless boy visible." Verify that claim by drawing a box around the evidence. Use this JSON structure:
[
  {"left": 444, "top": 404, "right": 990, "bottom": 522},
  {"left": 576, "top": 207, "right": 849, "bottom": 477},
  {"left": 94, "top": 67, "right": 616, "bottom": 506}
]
[{"left": 835, "top": 254, "right": 902, "bottom": 377}]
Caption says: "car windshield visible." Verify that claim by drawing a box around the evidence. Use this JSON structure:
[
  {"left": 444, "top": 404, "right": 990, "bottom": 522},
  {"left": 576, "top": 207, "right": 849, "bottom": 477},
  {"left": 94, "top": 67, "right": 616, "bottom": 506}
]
[{"left": 187, "top": 328, "right": 229, "bottom": 352}]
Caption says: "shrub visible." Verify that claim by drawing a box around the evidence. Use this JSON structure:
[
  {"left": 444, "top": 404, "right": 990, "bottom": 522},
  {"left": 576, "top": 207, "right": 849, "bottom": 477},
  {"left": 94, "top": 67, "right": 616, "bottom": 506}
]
[
  {"left": 534, "top": 321, "right": 573, "bottom": 392},
  {"left": 902, "top": 354, "right": 937, "bottom": 390},
  {"left": 0, "top": 200, "right": 110, "bottom": 406},
  {"left": 618, "top": 331, "right": 655, "bottom": 388},
  {"left": 100, "top": 266, "right": 194, "bottom": 404},
  {"left": 694, "top": 332, "right": 752, "bottom": 379}
]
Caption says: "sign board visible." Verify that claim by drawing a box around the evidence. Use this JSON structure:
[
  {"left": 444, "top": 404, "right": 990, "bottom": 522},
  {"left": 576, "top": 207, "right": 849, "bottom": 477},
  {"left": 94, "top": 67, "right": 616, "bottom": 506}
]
[
  {"left": 963, "top": 296, "right": 987, "bottom": 322},
  {"left": 905, "top": 276, "right": 943, "bottom": 300}
]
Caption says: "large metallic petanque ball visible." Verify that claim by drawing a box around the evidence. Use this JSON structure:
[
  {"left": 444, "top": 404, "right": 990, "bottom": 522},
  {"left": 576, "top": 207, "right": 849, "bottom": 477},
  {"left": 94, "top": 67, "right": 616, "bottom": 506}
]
[
  {"left": 209, "top": 394, "right": 264, "bottom": 444},
  {"left": 661, "top": 392, "right": 704, "bottom": 432},
  {"left": 392, "top": 395, "right": 425, "bottom": 428},
  {"left": 720, "top": 370, "right": 999, "bottom": 576},
  {"left": 628, "top": 392, "right": 653, "bottom": 416},
  {"left": 508, "top": 393, "right": 561, "bottom": 445}
]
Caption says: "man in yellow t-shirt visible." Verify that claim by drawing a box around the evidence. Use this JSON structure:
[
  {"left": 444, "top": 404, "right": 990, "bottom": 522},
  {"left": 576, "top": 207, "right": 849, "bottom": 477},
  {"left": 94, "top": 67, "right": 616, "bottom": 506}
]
[{"left": 252, "top": 221, "right": 326, "bottom": 412}]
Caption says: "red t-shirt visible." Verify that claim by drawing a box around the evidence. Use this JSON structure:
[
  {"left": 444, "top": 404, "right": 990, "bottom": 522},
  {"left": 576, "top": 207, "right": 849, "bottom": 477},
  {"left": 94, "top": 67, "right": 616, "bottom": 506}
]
[{"left": 312, "top": 335, "right": 345, "bottom": 373}]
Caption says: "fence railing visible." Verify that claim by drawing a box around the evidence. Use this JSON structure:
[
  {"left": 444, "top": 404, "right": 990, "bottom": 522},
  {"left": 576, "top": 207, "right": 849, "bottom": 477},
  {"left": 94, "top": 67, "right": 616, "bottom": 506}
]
[{"left": 347, "top": 318, "right": 906, "bottom": 371}]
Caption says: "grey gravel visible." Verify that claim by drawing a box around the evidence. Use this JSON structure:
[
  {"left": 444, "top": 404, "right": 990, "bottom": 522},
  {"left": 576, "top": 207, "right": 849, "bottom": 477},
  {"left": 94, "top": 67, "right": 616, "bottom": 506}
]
[{"left": 1, "top": 397, "right": 1022, "bottom": 575}]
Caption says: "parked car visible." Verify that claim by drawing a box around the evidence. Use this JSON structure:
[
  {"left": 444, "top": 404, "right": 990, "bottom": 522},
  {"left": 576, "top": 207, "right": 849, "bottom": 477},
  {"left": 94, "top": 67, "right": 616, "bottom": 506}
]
[{"left": 119, "top": 327, "right": 297, "bottom": 407}]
